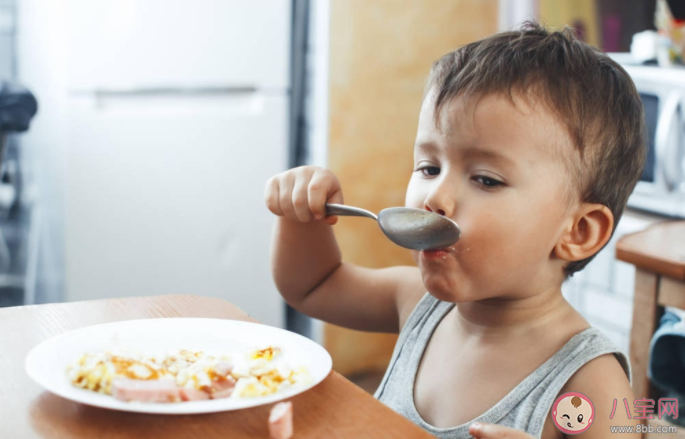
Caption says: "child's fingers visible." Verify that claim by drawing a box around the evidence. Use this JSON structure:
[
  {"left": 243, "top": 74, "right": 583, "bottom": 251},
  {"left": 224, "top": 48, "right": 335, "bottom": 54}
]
[
  {"left": 308, "top": 169, "right": 343, "bottom": 221},
  {"left": 307, "top": 174, "right": 330, "bottom": 220},
  {"left": 326, "top": 188, "right": 344, "bottom": 206},
  {"left": 469, "top": 422, "right": 536, "bottom": 439},
  {"left": 322, "top": 189, "right": 344, "bottom": 225},
  {"left": 291, "top": 177, "right": 314, "bottom": 223},
  {"left": 264, "top": 177, "right": 283, "bottom": 216},
  {"left": 277, "top": 172, "right": 297, "bottom": 220}
]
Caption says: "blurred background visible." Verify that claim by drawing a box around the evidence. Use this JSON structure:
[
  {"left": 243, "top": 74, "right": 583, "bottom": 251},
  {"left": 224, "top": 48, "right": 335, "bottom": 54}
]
[{"left": 1, "top": 0, "right": 684, "bottom": 402}]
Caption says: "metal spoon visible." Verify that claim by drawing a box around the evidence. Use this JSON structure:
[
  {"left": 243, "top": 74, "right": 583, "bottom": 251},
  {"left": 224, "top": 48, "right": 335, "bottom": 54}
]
[{"left": 325, "top": 203, "right": 461, "bottom": 251}]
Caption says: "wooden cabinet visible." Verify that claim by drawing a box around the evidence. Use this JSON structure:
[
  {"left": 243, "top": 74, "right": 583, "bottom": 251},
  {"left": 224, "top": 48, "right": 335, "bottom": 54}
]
[{"left": 325, "top": 0, "right": 498, "bottom": 377}]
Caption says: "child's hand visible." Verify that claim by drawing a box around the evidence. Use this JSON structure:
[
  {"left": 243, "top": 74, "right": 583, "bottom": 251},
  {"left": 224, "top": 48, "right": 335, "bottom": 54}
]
[
  {"left": 469, "top": 422, "right": 537, "bottom": 439},
  {"left": 264, "top": 166, "right": 344, "bottom": 225}
]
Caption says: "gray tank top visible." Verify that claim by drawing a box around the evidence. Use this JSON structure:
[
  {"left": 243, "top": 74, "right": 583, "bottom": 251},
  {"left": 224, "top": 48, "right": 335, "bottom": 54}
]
[{"left": 375, "top": 293, "right": 632, "bottom": 439}]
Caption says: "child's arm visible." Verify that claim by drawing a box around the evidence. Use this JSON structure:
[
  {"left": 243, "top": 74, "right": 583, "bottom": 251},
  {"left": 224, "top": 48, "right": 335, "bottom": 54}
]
[
  {"left": 265, "top": 166, "right": 424, "bottom": 333},
  {"left": 470, "top": 354, "right": 640, "bottom": 439},
  {"left": 551, "top": 354, "right": 641, "bottom": 439}
]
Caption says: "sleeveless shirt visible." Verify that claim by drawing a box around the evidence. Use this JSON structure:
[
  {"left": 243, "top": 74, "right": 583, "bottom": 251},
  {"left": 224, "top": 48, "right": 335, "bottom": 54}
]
[{"left": 374, "top": 293, "right": 632, "bottom": 438}]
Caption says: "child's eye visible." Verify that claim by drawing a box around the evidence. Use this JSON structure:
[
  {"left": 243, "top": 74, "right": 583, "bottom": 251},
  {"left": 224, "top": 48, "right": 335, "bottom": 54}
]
[
  {"left": 415, "top": 166, "right": 440, "bottom": 177},
  {"left": 473, "top": 175, "right": 504, "bottom": 188}
]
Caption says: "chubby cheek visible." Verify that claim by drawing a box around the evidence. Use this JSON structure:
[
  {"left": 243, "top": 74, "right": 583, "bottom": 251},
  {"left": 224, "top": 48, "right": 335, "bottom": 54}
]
[
  {"left": 418, "top": 214, "right": 551, "bottom": 301},
  {"left": 451, "top": 211, "right": 515, "bottom": 273},
  {"left": 460, "top": 203, "right": 558, "bottom": 274},
  {"left": 404, "top": 180, "right": 424, "bottom": 210}
]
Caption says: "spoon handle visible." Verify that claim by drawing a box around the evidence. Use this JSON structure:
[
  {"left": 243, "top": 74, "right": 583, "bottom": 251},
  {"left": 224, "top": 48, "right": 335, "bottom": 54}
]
[{"left": 325, "top": 203, "right": 378, "bottom": 220}]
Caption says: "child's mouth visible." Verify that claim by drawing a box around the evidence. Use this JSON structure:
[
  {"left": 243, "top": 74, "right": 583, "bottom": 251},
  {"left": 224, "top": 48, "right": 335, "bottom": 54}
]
[
  {"left": 421, "top": 249, "right": 450, "bottom": 260},
  {"left": 420, "top": 245, "right": 471, "bottom": 261}
]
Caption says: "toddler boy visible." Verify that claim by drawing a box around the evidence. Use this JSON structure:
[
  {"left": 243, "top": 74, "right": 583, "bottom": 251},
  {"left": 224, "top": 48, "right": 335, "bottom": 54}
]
[{"left": 264, "top": 22, "right": 645, "bottom": 439}]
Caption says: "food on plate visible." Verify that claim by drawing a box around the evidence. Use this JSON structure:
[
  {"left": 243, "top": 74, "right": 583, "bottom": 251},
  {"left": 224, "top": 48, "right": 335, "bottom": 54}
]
[
  {"left": 112, "top": 377, "right": 181, "bottom": 403},
  {"left": 66, "top": 346, "right": 310, "bottom": 403},
  {"left": 269, "top": 401, "right": 293, "bottom": 439}
]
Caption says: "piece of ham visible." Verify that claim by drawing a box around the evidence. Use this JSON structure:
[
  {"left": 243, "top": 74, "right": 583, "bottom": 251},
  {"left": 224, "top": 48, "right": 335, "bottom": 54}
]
[
  {"left": 179, "top": 387, "right": 210, "bottom": 402},
  {"left": 268, "top": 401, "right": 293, "bottom": 439},
  {"left": 209, "top": 375, "right": 236, "bottom": 399},
  {"left": 211, "top": 387, "right": 235, "bottom": 399},
  {"left": 111, "top": 377, "right": 180, "bottom": 403}
]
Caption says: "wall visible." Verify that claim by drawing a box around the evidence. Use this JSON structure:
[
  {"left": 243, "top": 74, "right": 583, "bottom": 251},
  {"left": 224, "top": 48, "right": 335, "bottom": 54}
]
[
  {"left": 16, "top": 0, "right": 68, "bottom": 305},
  {"left": 326, "top": 0, "right": 499, "bottom": 377},
  {"left": 539, "top": 0, "right": 600, "bottom": 46}
]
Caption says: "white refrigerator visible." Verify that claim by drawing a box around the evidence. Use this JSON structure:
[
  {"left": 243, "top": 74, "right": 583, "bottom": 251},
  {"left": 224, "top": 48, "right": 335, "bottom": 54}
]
[{"left": 57, "top": 0, "right": 291, "bottom": 327}]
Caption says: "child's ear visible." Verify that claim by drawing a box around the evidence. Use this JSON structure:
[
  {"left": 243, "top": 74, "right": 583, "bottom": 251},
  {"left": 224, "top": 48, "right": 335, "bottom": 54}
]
[{"left": 554, "top": 203, "right": 614, "bottom": 262}]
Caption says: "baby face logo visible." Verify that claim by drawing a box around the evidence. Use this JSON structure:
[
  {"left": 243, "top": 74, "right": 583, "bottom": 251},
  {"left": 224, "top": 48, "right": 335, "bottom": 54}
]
[{"left": 552, "top": 392, "right": 595, "bottom": 435}]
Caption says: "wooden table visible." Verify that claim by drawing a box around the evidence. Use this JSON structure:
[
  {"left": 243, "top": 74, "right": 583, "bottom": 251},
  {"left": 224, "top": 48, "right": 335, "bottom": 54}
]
[
  {"left": 0, "top": 295, "right": 434, "bottom": 439},
  {"left": 616, "top": 220, "right": 685, "bottom": 438}
]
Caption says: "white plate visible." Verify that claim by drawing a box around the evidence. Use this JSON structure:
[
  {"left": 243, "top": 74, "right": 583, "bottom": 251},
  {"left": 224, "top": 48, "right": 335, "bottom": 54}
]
[{"left": 25, "top": 318, "right": 332, "bottom": 414}]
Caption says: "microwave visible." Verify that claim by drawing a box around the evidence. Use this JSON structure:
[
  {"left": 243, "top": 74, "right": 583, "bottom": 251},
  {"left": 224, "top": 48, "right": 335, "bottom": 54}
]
[{"left": 611, "top": 54, "right": 685, "bottom": 218}]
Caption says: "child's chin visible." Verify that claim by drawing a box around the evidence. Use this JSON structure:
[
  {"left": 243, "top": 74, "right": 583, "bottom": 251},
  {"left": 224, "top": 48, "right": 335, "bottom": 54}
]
[
  {"left": 422, "top": 272, "right": 462, "bottom": 298},
  {"left": 424, "top": 281, "right": 473, "bottom": 303},
  {"left": 427, "top": 290, "right": 474, "bottom": 303}
]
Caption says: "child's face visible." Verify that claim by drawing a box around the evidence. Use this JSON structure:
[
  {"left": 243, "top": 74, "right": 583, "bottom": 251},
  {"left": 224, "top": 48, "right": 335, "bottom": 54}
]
[{"left": 406, "top": 90, "right": 577, "bottom": 302}]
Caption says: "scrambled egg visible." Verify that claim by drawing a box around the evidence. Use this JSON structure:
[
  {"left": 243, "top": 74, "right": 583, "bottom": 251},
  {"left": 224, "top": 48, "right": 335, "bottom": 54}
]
[{"left": 66, "top": 346, "right": 310, "bottom": 399}]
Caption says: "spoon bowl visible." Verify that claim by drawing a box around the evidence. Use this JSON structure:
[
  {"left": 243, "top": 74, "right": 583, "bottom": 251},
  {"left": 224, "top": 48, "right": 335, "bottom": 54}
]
[
  {"left": 378, "top": 207, "right": 461, "bottom": 251},
  {"left": 325, "top": 204, "right": 461, "bottom": 251}
]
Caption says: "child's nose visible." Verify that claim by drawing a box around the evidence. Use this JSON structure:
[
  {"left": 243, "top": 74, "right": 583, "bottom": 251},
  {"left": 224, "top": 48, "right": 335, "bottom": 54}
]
[
  {"left": 424, "top": 187, "right": 455, "bottom": 218},
  {"left": 425, "top": 205, "right": 446, "bottom": 216}
]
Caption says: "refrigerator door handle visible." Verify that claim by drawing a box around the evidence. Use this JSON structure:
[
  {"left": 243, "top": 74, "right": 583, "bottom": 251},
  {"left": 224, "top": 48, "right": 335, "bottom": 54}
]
[{"left": 68, "top": 86, "right": 259, "bottom": 97}]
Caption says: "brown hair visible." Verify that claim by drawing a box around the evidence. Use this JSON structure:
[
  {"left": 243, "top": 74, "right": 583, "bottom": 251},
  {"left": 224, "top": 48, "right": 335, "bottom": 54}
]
[
  {"left": 426, "top": 21, "right": 647, "bottom": 280},
  {"left": 572, "top": 396, "right": 582, "bottom": 408}
]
